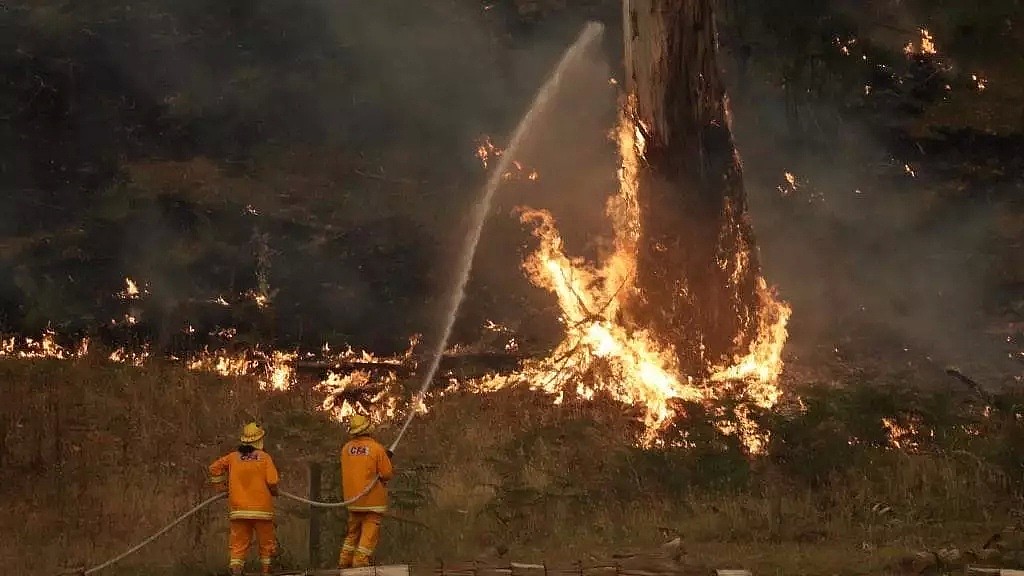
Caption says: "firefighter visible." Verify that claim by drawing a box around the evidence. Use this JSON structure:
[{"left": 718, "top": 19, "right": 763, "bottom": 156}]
[
  {"left": 339, "top": 414, "right": 394, "bottom": 569},
  {"left": 209, "top": 422, "right": 280, "bottom": 575}
]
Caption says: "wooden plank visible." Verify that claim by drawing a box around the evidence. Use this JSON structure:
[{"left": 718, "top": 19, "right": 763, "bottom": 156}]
[
  {"left": 303, "top": 566, "right": 412, "bottom": 576},
  {"left": 966, "top": 569, "right": 1024, "bottom": 576},
  {"left": 342, "top": 566, "right": 411, "bottom": 576}
]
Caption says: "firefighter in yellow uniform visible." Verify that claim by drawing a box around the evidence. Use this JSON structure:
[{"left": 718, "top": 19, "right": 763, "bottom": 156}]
[
  {"left": 339, "top": 414, "right": 394, "bottom": 568},
  {"left": 209, "top": 422, "right": 280, "bottom": 575}
]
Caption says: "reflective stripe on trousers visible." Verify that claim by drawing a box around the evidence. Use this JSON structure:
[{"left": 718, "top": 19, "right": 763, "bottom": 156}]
[{"left": 338, "top": 511, "right": 382, "bottom": 568}]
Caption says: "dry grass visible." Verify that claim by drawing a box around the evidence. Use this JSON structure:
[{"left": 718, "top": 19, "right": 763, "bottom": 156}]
[
  {"left": 1, "top": 358, "right": 1021, "bottom": 575},
  {"left": 0, "top": 357, "right": 336, "bottom": 574}
]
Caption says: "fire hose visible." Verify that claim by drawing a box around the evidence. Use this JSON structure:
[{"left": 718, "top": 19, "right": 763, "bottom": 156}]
[
  {"left": 76, "top": 493, "right": 227, "bottom": 576},
  {"left": 71, "top": 379, "right": 428, "bottom": 574}
]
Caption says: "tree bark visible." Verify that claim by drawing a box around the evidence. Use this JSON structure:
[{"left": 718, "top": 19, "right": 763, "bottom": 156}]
[{"left": 623, "top": 0, "right": 763, "bottom": 375}]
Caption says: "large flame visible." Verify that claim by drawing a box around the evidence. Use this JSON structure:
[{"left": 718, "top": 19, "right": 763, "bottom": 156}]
[{"left": 465, "top": 97, "right": 791, "bottom": 450}]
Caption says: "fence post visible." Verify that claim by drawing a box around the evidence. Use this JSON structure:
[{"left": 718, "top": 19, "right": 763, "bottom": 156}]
[{"left": 308, "top": 461, "right": 322, "bottom": 568}]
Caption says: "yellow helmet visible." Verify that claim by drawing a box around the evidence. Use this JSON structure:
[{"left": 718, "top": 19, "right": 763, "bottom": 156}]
[
  {"left": 240, "top": 422, "right": 266, "bottom": 444},
  {"left": 349, "top": 414, "right": 372, "bottom": 436}
]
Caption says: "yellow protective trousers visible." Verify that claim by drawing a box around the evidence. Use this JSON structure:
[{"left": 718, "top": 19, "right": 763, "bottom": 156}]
[
  {"left": 229, "top": 519, "right": 276, "bottom": 573},
  {"left": 339, "top": 511, "right": 382, "bottom": 568}
]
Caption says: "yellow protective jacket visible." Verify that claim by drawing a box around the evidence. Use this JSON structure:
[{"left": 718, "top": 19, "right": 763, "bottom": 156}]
[
  {"left": 341, "top": 436, "right": 393, "bottom": 512},
  {"left": 209, "top": 449, "right": 280, "bottom": 520}
]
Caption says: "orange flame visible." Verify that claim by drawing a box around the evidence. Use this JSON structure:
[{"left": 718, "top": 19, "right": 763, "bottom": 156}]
[
  {"left": 185, "top": 348, "right": 297, "bottom": 391},
  {"left": 122, "top": 277, "right": 142, "bottom": 299},
  {"left": 318, "top": 370, "right": 402, "bottom": 423},
  {"left": 0, "top": 330, "right": 83, "bottom": 360},
  {"left": 476, "top": 136, "right": 503, "bottom": 169},
  {"left": 904, "top": 28, "right": 938, "bottom": 57},
  {"left": 466, "top": 96, "right": 790, "bottom": 450}
]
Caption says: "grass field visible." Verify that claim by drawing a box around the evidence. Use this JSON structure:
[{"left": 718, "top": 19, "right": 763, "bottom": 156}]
[{"left": 1, "top": 356, "right": 1022, "bottom": 575}]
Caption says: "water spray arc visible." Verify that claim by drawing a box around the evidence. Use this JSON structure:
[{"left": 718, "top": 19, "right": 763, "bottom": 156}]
[
  {"left": 65, "top": 22, "right": 609, "bottom": 574},
  {"left": 387, "top": 21, "right": 606, "bottom": 451}
]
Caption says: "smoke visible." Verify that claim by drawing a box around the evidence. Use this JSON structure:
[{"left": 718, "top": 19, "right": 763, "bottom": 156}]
[
  {"left": 726, "top": 53, "right": 1020, "bottom": 386},
  {"left": 0, "top": 1, "right": 628, "bottom": 352},
  {"left": 456, "top": 27, "right": 619, "bottom": 348}
]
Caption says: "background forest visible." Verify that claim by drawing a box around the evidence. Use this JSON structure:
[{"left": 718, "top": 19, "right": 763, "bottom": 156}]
[{"left": 2, "top": 0, "right": 1021, "bottom": 368}]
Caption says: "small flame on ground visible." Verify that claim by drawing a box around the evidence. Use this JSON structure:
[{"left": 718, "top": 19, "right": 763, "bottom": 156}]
[
  {"left": 476, "top": 136, "right": 503, "bottom": 169},
  {"left": 905, "top": 28, "right": 938, "bottom": 57},
  {"left": 117, "top": 277, "right": 148, "bottom": 301},
  {"left": 251, "top": 291, "right": 271, "bottom": 309},
  {"left": 779, "top": 171, "right": 799, "bottom": 196},
  {"left": 882, "top": 417, "right": 927, "bottom": 451},
  {"left": 109, "top": 346, "right": 150, "bottom": 367},
  {"left": 0, "top": 330, "right": 82, "bottom": 360}
]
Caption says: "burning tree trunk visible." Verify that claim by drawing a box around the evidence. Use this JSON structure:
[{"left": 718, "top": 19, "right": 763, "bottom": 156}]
[{"left": 622, "top": 0, "right": 763, "bottom": 375}]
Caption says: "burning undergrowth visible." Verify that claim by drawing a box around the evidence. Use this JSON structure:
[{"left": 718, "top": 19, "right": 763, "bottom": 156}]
[{"left": 0, "top": 99, "right": 792, "bottom": 454}]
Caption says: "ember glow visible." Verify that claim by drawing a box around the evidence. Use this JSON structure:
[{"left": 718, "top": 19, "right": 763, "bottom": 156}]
[{"left": 833, "top": 36, "right": 857, "bottom": 57}]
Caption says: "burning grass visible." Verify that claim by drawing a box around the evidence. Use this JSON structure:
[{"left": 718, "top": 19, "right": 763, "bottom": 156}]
[
  {"left": 2, "top": 357, "right": 1023, "bottom": 575},
  {"left": 0, "top": 99, "right": 791, "bottom": 456}
]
